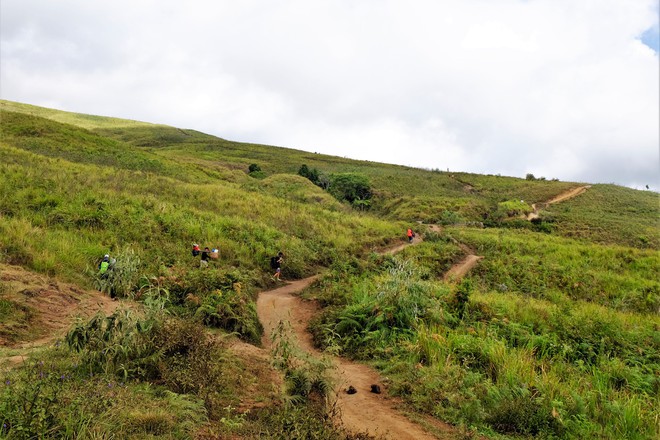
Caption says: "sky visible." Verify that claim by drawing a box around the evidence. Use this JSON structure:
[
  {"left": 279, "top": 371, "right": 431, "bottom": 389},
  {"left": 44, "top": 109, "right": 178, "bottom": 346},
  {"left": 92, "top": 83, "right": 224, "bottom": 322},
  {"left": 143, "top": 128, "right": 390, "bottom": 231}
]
[{"left": 1, "top": 0, "right": 659, "bottom": 190}]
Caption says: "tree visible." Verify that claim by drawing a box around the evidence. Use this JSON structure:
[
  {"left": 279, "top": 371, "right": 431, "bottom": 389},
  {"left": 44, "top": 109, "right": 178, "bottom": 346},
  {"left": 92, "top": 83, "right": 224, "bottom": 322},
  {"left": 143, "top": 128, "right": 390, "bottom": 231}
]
[
  {"left": 248, "top": 163, "right": 261, "bottom": 173},
  {"left": 328, "top": 173, "right": 372, "bottom": 208},
  {"left": 297, "top": 164, "right": 310, "bottom": 178},
  {"left": 298, "top": 164, "right": 322, "bottom": 186}
]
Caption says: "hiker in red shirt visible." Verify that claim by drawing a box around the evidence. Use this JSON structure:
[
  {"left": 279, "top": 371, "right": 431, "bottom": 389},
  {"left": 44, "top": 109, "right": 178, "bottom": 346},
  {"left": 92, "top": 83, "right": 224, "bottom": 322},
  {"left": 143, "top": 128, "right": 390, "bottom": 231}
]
[{"left": 407, "top": 228, "right": 415, "bottom": 243}]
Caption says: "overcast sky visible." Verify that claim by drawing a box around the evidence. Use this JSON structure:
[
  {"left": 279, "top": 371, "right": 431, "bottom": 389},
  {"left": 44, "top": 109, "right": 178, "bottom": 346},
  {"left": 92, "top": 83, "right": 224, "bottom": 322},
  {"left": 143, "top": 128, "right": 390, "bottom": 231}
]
[{"left": 1, "top": 0, "right": 658, "bottom": 189}]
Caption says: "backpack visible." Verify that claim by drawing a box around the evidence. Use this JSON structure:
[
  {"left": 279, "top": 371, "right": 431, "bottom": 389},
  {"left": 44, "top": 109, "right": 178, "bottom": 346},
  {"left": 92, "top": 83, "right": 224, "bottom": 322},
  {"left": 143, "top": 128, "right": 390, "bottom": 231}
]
[
  {"left": 270, "top": 256, "right": 278, "bottom": 269},
  {"left": 99, "top": 261, "right": 110, "bottom": 274}
]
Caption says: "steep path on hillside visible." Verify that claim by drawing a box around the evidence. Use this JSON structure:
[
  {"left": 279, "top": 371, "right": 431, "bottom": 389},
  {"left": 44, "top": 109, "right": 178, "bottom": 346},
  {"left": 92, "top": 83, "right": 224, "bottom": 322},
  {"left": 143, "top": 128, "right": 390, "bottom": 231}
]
[
  {"left": 527, "top": 185, "right": 591, "bottom": 220},
  {"left": 254, "top": 235, "right": 479, "bottom": 439},
  {"left": 257, "top": 277, "right": 452, "bottom": 440},
  {"left": 426, "top": 224, "right": 483, "bottom": 283}
]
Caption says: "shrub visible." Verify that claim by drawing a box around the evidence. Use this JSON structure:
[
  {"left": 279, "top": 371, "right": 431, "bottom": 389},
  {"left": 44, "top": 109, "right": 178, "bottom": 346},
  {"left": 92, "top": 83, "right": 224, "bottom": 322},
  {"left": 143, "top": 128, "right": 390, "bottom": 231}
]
[
  {"left": 153, "top": 318, "right": 233, "bottom": 418},
  {"left": 65, "top": 308, "right": 163, "bottom": 380},
  {"left": 450, "top": 279, "right": 473, "bottom": 321},
  {"left": 271, "top": 321, "right": 333, "bottom": 407},
  {"left": 0, "top": 359, "right": 68, "bottom": 437},
  {"left": 485, "top": 386, "right": 561, "bottom": 436},
  {"left": 94, "top": 247, "right": 141, "bottom": 299},
  {"left": 328, "top": 173, "right": 373, "bottom": 209},
  {"left": 194, "top": 289, "right": 262, "bottom": 344}
]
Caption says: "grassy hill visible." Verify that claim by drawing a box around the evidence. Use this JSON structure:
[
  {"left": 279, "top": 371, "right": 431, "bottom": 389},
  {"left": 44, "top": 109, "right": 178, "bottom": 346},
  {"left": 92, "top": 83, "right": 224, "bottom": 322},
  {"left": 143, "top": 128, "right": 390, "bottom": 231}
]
[{"left": 1, "top": 99, "right": 658, "bottom": 439}]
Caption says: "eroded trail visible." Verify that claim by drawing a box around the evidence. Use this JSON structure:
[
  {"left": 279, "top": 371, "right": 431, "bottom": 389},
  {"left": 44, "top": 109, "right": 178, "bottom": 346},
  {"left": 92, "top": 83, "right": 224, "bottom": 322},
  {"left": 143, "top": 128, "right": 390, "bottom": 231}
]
[
  {"left": 444, "top": 254, "right": 483, "bottom": 282},
  {"left": 0, "top": 264, "right": 122, "bottom": 368},
  {"left": 528, "top": 185, "right": 591, "bottom": 220},
  {"left": 257, "top": 276, "right": 449, "bottom": 439},
  {"left": 439, "top": 229, "right": 484, "bottom": 283}
]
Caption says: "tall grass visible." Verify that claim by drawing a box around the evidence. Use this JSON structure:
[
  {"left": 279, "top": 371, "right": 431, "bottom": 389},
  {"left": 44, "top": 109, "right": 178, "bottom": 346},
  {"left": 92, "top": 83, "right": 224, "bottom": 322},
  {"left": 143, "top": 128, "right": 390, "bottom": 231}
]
[
  {"left": 452, "top": 227, "right": 660, "bottom": 313},
  {"left": 309, "top": 251, "right": 660, "bottom": 439}
]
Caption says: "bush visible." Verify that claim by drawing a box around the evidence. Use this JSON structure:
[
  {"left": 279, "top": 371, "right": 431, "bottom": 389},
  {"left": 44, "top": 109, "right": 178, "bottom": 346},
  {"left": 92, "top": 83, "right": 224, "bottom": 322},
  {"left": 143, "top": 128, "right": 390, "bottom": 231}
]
[
  {"left": 328, "top": 173, "right": 373, "bottom": 209},
  {"left": 154, "top": 319, "right": 233, "bottom": 418},
  {"left": 313, "top": 259, "right": 437, "bottom": 357},
  {"left": 65, "top": 308, "right": 163, "bottom": 380},
  {"left": 194, "top": 289, "right": 262, "bottom": 344},
  {"left": 450, "top": 279, "right": 473, "bottom": 321},
  {"left": 485, "top": 386, "right": 561, "bottom": 436},
  {"left": 271, "top": 321, "right": 333, "bottom": 407},
  {"left": 94, "top": 247, "right": 141, "bottom": 299},
  {"left": 0, "top": 359, "right": 69, "bottom": 437}
]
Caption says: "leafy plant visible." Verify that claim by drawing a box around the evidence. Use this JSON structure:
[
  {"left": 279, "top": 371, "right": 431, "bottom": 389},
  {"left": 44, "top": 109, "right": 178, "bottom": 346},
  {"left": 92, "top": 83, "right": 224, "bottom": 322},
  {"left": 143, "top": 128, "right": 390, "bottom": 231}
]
[
  {"left": 328, "top": 173, "right": 373, "bottom": 209},
  {"left": 94, "top": 247, "right": 141, "bottom": 299},
  {"left": 271, "top": 321, "right": 334, "bottom": 406}
]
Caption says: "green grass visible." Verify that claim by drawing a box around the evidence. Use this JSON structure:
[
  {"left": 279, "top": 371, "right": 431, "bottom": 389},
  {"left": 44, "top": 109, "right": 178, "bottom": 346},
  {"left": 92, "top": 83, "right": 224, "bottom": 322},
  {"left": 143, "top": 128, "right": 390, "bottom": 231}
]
[
  {"left": 451, "top": 227, "right": 660, "bottom": 313},
  {"left": 0, "top": 99, "right": 161, "bottom": 131},
  {"left": 309, "top": 251, "right": 660, "bottom": 439},
  {"left": 1, "top": 99, "right": 658, "bottom": 439},
  {"left": 544, "top": 184, "right": 660, "bottom": 249},
  {"left": 0, "top": 143, "right": 402, "bottom": 287}
]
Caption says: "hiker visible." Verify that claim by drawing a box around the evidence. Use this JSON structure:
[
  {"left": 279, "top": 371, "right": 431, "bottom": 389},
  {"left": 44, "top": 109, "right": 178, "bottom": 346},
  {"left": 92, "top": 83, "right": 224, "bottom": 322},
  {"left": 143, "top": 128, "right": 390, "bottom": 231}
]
[
  {"left": 98, "top": 254, "right": 111, "bottom": 279},
  {"left": 407, "top": 228, "right": 415, "bottom": 243},
  {"left": 270, "top": 252, "right": 284, "bottom": 281},
  {"left": 98, "top": 254, "right": 117, "bottom": 299},
  {"left": 200, "top": 247, "right": 210, "bottom": 268},
  {"left": 192, "top": 244, "right": 200, "bottom": 257}
]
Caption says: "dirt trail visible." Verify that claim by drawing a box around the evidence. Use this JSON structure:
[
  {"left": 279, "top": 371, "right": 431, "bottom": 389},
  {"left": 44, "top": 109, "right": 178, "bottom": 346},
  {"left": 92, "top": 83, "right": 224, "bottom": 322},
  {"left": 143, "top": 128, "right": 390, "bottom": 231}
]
[
  {"left": 527, "top": 185, "right": 591, "bottom": 220},
  {"left": 0, "top": 264, "right": 122, "bottom": 367},
  {"left": 257, "top": 277, "right": 451, "bottom": 439},
  {"left": 431, "top": 227, "right": 483, "bottom": 283},
  {"left": 254, "top": 236, "right": 477, "bottom": 439},
  {"left": 444, "top": 255, "right": 483, "bottom": 282}
]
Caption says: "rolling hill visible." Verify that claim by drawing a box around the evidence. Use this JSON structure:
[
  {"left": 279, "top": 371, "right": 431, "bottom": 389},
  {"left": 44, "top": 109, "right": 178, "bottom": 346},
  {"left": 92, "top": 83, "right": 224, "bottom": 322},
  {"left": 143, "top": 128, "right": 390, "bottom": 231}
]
[{"left": 1, "top": 99, "right": 658, "bottom": 439}]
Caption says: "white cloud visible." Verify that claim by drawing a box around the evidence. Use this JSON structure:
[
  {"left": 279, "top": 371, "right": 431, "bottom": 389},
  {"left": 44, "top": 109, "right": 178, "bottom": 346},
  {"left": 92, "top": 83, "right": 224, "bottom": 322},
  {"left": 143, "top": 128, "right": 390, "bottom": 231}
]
[{"left": 1, "top": 0, "right": 658, "bottom": 188}]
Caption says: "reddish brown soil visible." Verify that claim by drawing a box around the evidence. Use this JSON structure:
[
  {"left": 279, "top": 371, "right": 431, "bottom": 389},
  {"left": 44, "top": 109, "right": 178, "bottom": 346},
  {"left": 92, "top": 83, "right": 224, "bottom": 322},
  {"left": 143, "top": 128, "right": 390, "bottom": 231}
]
[
  {"left": 0, "top": 233, "right": 479, "bottom": 438},
  {"left": 257, "top": 278, "right": 454, "bottom": 439},
  {"left": 253, "top": 236, "right": 477, "bottom": 439},
  {"left": 528, "top": 185, "right": 591, "bottom": 220},
  {"left": 0, "top": 264, "right": 122, "bottom": 367},
  {"left": 444, "top": 254, "right": 484, "bottom": 282}
]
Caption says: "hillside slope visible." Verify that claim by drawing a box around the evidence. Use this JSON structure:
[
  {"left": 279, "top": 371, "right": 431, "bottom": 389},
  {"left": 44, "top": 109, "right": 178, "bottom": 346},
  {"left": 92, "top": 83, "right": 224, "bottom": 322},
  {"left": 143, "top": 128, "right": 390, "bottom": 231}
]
[{"left": 1, "top": 100, "right": 658, "bottom": 440}]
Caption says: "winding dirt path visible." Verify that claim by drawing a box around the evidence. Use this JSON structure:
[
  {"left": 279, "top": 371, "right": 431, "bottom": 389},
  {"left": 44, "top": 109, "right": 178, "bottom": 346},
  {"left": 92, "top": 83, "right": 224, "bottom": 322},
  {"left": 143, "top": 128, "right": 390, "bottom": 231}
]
[
  {"left": 253, "top": 235, "right": 481, "bottom": 439},
  {"left": 527, "top": 185, "right": 591, "bottom": 220},
  {"left": 432, "top": 226, "right": 484, "bottom": 283},
  {"left": 257, "top": 277, "right": 452, "bottom": 439}
]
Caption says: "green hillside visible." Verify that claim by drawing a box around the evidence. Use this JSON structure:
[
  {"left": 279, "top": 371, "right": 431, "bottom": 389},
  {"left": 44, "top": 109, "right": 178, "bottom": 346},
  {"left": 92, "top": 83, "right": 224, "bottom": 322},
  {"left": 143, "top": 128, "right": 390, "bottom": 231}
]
[{"left": 1, "top": 100, "right": 658, "bottom": 439}]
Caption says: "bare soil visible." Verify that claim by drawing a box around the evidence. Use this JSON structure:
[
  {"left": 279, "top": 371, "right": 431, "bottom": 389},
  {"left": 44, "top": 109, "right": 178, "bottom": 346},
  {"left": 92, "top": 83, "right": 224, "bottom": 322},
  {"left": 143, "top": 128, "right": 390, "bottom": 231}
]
[
  {"left": 527, "top": 185, "right": 591, "bottom": 220},
  {"left": 0, "top": 264, "right": 121, "bottom": 367},
  {"left": 0, "top": 233, "right": 479, "bottom": 438},
  {"left": 253, "top": 236, "right": 479, "bottom": 439},
  {"left": 444, "top": 254, "right": 484, "bottom": 282},
  {"left": 257, "top": 278, "right": 455, "bottom": 439}
]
